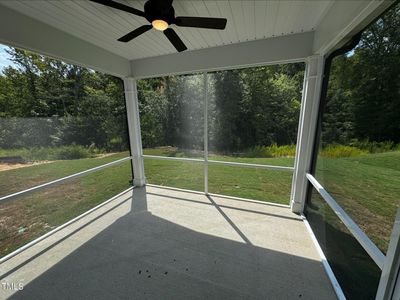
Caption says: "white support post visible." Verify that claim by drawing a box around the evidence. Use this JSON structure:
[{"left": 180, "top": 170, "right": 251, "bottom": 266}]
[
  {"left": 203, "top": 72, "right": 209, "bottom": 195},
  {"left": 291, "top": 55, "right": 325, "bottom": 213},
  {"left": 124, "top": 77, "right": 146, "bottom": 187}
]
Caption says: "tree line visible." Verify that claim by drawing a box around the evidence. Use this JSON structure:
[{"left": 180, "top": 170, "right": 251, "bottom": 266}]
[
  {"left": 322, "top": 4, "right": 399, "bottom": 146},
  {"left": 0, "top": 4, "right": 398, "bottom": 153},
  {"left": 0, "top": 49, "right": 128, "bottom": 151},
  {"left": 137, "top": 64, "right": 304, "bottom": 152}
]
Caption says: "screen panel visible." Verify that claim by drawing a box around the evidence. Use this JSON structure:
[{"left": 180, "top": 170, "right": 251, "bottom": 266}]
[
  {"left": 306, "top": 187, "right": 381, "bottom": 300},
  {"left": 0, "top": 47, "right": 130, "bottom": 198},
  {"left": 0, "top": 161, "right": 132, "bottom": 257},
  {"left": 144, "top": 158, "right": 203, "bottom": 192},
  {"left": 138, "top": 74, "right": 204, "bottom": 159},
  {"left": 208, "top": 164, "right": 292, "bottom": 204}
]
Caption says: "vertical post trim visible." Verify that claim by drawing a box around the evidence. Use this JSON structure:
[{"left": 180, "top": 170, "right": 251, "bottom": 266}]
[
  {"left": 124, "top": 78, "right": 146, "bottom": 186},
  {"left": 203, "top": 72, "right": 209, "bottom": 194},
  {"left": 291, "top": 55, "right": 325, "bottom": 213}
]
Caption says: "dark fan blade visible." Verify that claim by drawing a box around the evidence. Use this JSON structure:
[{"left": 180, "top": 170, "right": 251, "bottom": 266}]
[
  {"left": 118, "top": 25, "right": 152, "bottom": 42},
  {"left": 174, "top": 16, "right": 227, "bottom": 30},
  {"left": 90, "top": 0, "right": 145, "bottom": 17},
  {"left": 164, "top": 28, "right": 187, "bottom": 52}
]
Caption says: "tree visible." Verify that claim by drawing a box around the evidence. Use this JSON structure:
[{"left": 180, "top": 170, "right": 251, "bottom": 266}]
[{"left": 0, "top": 47, "right": 129, "bottom": 150}]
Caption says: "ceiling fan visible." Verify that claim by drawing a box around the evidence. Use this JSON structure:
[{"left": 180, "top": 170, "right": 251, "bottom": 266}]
[{"left": 90, "top": 0, "right": 227, "bottom": 52}]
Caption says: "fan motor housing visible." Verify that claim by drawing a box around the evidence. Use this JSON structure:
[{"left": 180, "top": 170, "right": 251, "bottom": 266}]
[{"left": 144, "top": 0, "right": 175, "bottom": 24}]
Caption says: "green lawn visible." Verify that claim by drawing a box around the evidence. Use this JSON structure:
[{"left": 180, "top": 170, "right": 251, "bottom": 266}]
[
  {"left": 144, "top": 155, "right": 294, "bottom": 204},
  {"left": 0, "top": 148, "right": 399, "bottom": 259},
  {"left": 305, "top": 153, "right": 400, "bottom": 299},
  {"left": 0, "top": 149, "right": 293, "bottom": 256},
  {"left": 0, "top": 152, "right": 131, "bottom": 198},
  {"left": 0, "top": 156, "right": 132, "bottom": 256},
  {"left": 314, "top": 151, "right": 400, "bottom": 252}
]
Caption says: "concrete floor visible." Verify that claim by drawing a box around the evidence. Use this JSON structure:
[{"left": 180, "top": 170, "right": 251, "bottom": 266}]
[{"left": 0, "top": 185, "right": 336, "bottom": 299}]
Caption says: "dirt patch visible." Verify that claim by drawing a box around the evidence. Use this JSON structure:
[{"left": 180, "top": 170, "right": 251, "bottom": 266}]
[
  {"left": 0, "top": 153, "right": 119, "bottom": 172},
  {"left": 0, "top": 161, "right": 54, "bottom": 172}
]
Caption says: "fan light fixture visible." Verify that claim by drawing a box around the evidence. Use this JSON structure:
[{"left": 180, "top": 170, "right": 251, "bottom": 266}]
[
  {"left": 90, "top": 0, "right": 227, "bottom": 52},
  {"left": 152, "top": 19, "right": 169, "bottom": 31}
]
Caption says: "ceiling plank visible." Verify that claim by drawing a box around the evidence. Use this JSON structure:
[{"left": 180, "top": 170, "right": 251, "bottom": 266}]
[{"left": 0, "top": 2, "right": 130, "bottom": 77}]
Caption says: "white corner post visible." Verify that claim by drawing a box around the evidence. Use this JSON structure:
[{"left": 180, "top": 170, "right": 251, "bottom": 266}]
[
  {"left": 203, "top": 72, "right": 209, "bottom": 195},
  {"left": 291, "top": 55, "right": 325, "bottom": 213},
  {"left": 123, "top": 77, "right": 146, "bottom": 187}
]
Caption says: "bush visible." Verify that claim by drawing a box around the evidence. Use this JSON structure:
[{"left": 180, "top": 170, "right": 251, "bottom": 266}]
[
  {"left": 107, "top": 137, "right": 125, "bottom": 152},
  {"left": 53, "top": 145, "right": 93, "bottom": 160},
  {"left": 245, "top": 144, "right": 297, "bottom": 158},
  {"left": 267, "top": 144, "right": 297, "bottom": 157},
  {"left": 320, "top": 145, "right": 367, "bottom": 158},
  {"left": 350, "top": 139, "right": 396, "bottom": 153}
]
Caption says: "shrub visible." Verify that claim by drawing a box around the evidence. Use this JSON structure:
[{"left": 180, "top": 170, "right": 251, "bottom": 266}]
[
  {"left": 107, "top": 137, "right": 125, "bottom": 152},
  {"left": 267, "top": 144, "right": 297, "bottom": 157},
  {"left": 320, "top": 144, "right": 367, "bottom": 158},
  {"left": 53, "top": 145, "right": 93, "bottom": 160},
  {"left": 350, "top": 139, "right": 396, "bottom": 153},
  {"left": 245, "top": 144, "right": 296, "bottom": 158}
]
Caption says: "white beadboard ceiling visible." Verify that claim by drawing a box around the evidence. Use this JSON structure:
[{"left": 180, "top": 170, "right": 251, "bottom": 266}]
[{"left": 1, "top": 0, "right": 333, "bottom": 60}]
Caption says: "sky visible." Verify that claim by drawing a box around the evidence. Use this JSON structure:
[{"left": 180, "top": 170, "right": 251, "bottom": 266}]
[{"left": 0, "top": 44, "right": 16, "bottom": 73}]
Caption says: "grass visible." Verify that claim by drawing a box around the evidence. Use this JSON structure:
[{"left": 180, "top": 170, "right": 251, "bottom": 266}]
[
  {"left": 143, "top": 146, "right": 294, "bottom": 203},
  {"left": 0, "top": 146, "right": 399, "bottom": 262},
  {"left": 0, "top": 148, "right": 294, "bottom": 256},
  {"left": 306, "top": 151, "right": 400, "bottom": 299},
  {"left": 0, "top": 156, "right": 132, "bottom": 256},
  {"left": 0, "top": 152, "right": 130, "bottom": 197},
  {"left": 314, "top": 151, "right": 400, "bottom": 252},
  {"left": 144, "top": 158, "right": 293, "bottom": 204}
]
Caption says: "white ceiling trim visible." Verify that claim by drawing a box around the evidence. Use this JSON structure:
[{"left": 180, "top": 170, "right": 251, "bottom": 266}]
[{"left": 130, "top": 32, "right": 314, "bottom": 79}]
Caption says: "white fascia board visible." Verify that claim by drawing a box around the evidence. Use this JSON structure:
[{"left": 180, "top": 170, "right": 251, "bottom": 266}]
[
  {"left": 313, "top": 0, "right": 394, "bottom": 55},
  {"left": 0, "top": 3, "right": 130, "bottom": 78},
  {"left": 130, "top": 32, "right": 314, "bottom": 79}
]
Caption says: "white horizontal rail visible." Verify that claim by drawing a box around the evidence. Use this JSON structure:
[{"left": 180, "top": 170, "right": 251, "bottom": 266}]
[
  {"left": 306, "top": 173, "right": 385, "bottom": 269},
  {"left": 143, "top": 154, "right": 294, "bottom": 172},
  {"left": 0, "top": 156, "right": 132, "bottom": 203},
  {"left": 0, "top": 186, "right": 134, "bottom": 264},
  {"left": 143, "top": 154, "right": 203, "bottom": 163},
  {"left": 208, "top": 159, "right": 294, "bottom": 172}
]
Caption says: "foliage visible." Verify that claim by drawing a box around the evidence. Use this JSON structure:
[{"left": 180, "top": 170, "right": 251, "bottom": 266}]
[
  {"left": 0, "top": 49, "right": 129, "bottom": 150},
  {"left": 245, "top": 144, "right": 297, "bottom": 158},
  {"left": 319, "top": 145, "right": 368, "bottom": 158},
  {"left": 0, "top": 3, "right": 398, "bottom": 158},
  {"left": 137, "top": 65, "right": 304, "bottom": 152},
  {"left": 350, "top": 139, "right": 399, "bottom": 153},
  {"left": 319, "top": 141, "right": 400, "bottom": 158},
  {"left": 321, "top": 4, "right": 400, "bottom": 145}
]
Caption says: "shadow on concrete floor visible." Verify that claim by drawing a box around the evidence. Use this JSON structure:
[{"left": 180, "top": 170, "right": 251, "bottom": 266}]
[{"left": 8, "top": 187, "right": 335, "bottom": 300}]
